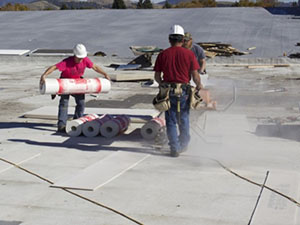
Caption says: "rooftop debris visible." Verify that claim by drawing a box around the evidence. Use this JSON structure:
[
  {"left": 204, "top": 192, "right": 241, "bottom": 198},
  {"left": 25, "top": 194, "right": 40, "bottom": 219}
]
[
  {"left": 247, "top": 46, "right": 257, "bottom": 51},
  {"left": 246, "top": 64, "right": 289, "bottom": 69},
  {"left": 288, "top": 52, "right": 300, "bottom": 58},
  {"left": 224, "top": 64, "right": 289, "bottom": 68},
  {"left": 108, "top": 54, "right": 152, "bottom": 70},
  {"left": 93, "top": 51, "right": 107, "bottom": 56},
  {"left": 129, "top": 45, "right": 163, "bottom": 56},
  {"left": 196, "top": 42, "right": 250, "bottom": 58},
  {"left": 263, "top": 87, "right": 287, "bottom": 93}
]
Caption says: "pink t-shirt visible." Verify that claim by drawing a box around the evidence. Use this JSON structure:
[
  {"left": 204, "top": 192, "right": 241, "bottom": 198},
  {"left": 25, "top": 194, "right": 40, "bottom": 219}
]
[{"left": 56, "top": 56, "right": 94, "bottom": 79}]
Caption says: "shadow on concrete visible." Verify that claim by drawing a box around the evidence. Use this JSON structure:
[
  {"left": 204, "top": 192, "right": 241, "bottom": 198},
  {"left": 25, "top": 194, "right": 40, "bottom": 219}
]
[
  {"left": 255, "top": 124, "right": 300, "bottom": 142},
  {"left": 86, "top": 94, "right": 155, "bottom": 108},
  {"left": 8, "top": 129, "right": 169, "bottom": 156},
  {"left": 0, "top": 122, "right": 54, "bottom": 132},
  {"left": 0, "top": 221, "right": 22, "bottom": 225},
  {"left": 264, "top": 7, "right": 300, "bottom": 16}
]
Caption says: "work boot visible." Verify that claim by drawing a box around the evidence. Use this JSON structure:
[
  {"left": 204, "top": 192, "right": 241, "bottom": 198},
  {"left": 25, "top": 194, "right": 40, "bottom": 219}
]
[
  {"left": 179, "top": 145, "right": 189, "bottom": 153},
  {"left": 170, "top": 150, "right": 179, "bottom": 157},
  {"left": 57, "top": 125, "right": 66, "bottom": 133}
]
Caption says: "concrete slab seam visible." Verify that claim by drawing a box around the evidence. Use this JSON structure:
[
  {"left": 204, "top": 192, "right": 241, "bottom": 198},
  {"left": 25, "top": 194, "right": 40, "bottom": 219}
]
[
  {"left": 212, "top": 159, "right": 300, "bottom": 207},
  {"left": 0, "top": 157, "right": 145, "bottom": 225},
  {"left": 0, "top": 153, "right": 41, "bottom": 174},
  {"left": 94, "top": 154, "right": 150, "bottom": 190}
]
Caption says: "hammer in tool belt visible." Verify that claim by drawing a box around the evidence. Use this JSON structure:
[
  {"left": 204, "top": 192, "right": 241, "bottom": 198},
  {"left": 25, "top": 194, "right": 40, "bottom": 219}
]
[{"left": 174, "top": 84, "right": 182, "bottom": 124}]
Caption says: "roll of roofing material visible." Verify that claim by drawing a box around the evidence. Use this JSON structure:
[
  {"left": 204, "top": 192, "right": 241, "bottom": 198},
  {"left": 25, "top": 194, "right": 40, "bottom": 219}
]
[
  {"left": 40, "top": 78, "right": 111, "bottom": 95},
  {"left": 141, "top": 117, "right": 166, "bottom": 140},
  {"left": 100, "top": 115, "right": 130, "bottom": 138},
  {"left": 66, "top": 114, "right": 99, "bottom": 137},
  {"left": 82, "top": 114, "right": 113, "bottom": 137}
]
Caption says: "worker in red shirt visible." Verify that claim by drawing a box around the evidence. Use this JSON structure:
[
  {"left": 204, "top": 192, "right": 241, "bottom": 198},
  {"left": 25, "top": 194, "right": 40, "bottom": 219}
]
[
  {"left": 40, "top": 44, "right": 110, "bottom": 133},
  {"left": 154, "top": 25, "right": 202, "bottom": 157}
]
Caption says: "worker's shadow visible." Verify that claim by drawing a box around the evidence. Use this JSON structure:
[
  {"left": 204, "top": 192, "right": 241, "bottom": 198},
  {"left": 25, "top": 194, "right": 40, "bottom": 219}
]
[
  {"left": 0, "top": 122, "right": 55, "bottom": 132},
  {"left": 255, "top": 124, "right": 300, "bottom": 142},
  {"left": 0, "top": 220, "right": 22, "bottom": 225},
  {"left": 8, "top": 128, "right": 168, "bottom": 156}
]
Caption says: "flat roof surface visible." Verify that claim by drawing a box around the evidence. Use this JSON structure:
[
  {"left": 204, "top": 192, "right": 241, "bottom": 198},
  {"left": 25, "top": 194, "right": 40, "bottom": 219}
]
[
  {"left": 0, "top": 8, "right": 300, "bottom": 225},
  {"left": 0, "top": 8, "right": 300, "bottom": 57}
]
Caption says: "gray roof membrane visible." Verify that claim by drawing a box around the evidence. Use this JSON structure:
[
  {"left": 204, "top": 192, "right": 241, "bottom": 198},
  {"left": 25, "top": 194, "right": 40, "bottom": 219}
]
[{"left": 0, "top": 8, "right": 299, "bottom": 59}]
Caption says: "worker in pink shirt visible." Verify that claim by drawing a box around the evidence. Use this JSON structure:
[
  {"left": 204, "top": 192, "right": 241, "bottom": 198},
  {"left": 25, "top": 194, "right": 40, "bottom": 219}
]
[{"left": 40, "top": 43, "right": 110, "bottom": 133}]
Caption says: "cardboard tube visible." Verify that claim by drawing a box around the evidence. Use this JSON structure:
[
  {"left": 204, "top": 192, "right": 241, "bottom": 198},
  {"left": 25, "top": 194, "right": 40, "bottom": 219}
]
[
  {"left": 66, "top": 114, "right": 99, "bottom": 137},
  {"left": 141, "top": 117, "right": 166, "bottom": 140},
  {"left": 40, "top": 78, "right": 111, "bottom": 95},
  {"left": 100, "top": 115, "right": 130, "bottom": 138},
  {"left": 82, "top": 114, "right": 113, "bottom": 137}
]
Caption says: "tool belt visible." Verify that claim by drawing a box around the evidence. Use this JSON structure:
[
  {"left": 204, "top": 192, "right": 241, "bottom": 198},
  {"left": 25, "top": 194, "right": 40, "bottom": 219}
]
[
  {"left": 189, "top": 86, "right": 204, "bottom": 109},
  {"left": 152, "top": 83, "right": 190, "bottom": 112},
  {"left": 152, "top": 83, "right": 171, "bottom": 112}
]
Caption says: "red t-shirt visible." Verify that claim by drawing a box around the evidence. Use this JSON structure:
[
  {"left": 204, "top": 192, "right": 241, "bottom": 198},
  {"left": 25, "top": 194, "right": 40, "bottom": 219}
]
[
  {"left": 56, "top": 56, "right": 94, "bottom": 79},
  {"left": 154, "top": 46, "right": 200, "bottom": 83}
]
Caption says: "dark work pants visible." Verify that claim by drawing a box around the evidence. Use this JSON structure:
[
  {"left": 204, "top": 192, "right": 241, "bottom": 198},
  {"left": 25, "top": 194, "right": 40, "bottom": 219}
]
[{"left": 57, "top": 94, "right": 85, "bottom": 127}]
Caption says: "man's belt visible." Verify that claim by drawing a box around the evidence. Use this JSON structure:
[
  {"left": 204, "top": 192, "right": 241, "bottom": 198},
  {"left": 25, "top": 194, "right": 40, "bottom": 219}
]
[{"left": 162, "top": 83, "right": 190, "bottom": 91}]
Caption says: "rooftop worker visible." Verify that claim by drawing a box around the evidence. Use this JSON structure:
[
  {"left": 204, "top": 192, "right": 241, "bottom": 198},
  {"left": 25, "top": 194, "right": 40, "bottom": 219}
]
[
  {"left": 183, "top": 32, "right": 206, "bottom": 74},
  {"left": 40, "top": 43, "right": 111, "bottom": 133},
  {"left": 154, "top": 25, "right": 202, "bottom": 157}
]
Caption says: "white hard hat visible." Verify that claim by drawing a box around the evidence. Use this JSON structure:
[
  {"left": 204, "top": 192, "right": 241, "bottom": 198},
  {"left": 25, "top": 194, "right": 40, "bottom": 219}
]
[
  {"left": 73, "top": 43, "right": 87, "bottom": 58},
  {"left": 170, "top": 24, "right": 184, "bottom": 36}
]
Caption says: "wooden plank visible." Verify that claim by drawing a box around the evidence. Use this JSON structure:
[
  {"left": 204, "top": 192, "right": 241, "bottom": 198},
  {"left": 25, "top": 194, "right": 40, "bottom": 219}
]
[
  {"left": 109, "top": 71, "right": 153, "bottom": 81},
  {"left": 51, "top": 151, "right": 150, "bottom": 191},
  {"left": 0, "top": 149, "right": 40, "bottom": 174},
  {"left": 23, "top": 106, "right": 159, "bottom": 123},
  {"left": 224, "top": 64, "right": 290, "bottom": 68},
  {"left": 247, "top": 64, "right": 290, "bottom": 69},
  {"left": 0, "top": 49, "right": 30, "bottom": 56}
]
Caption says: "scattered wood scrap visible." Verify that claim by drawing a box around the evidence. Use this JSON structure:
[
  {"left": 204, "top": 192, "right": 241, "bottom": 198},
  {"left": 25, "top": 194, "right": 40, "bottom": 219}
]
[
  {"left": 246, "top": 64, "right": 290, "bottom": 69},
  {"left": 129, "top": 46, "right": 163, "bottom": 56},
  {"left": 224, "top": 64, "right": 290, "bottom": 68},
  {"left": 197, "top": 42, "right": 250, "bottom": 58},
  {"left": 289, "top": 53, "right": 300, "bottom": 58},
  {"left": 247, "top": 46, "right": 256, "bottom": 51}
]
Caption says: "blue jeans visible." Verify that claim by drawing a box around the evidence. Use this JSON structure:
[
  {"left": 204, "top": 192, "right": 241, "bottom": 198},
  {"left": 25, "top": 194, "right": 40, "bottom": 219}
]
[
  {"left": 57, "top": 94, "right": 85, "bottom": 127},
  {"left": 165, "top": 89, "right": 190, "bottom": 152}
]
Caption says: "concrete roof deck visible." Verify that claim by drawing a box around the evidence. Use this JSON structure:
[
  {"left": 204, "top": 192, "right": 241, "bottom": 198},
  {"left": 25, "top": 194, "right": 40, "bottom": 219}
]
[{"left": 0, "top": 8, "right": 300, "bottom": 225}]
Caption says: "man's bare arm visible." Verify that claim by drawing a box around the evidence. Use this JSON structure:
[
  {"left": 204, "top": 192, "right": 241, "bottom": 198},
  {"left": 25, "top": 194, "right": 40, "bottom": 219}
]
[
  {"left": 92, "top": 64, "right": 110, "bottom": 80},
  {"left": 154, "top": 71, "right": 162, "bottom": 85},
  {"left": 199, "top": 59, "right": 206, "bottom": 74},
  {"left": 191, "top": 70, "right": 202, "bottom": 90},
  {"left": 40, "top": 65, "right": 57, "bottom": 86}
]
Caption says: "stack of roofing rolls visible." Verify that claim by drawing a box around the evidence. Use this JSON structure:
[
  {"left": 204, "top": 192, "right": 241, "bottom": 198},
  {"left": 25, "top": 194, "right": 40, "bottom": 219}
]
[
  {"left": 66, "top": 114, "right": 131, "bottom": 138},
  {"left": 82, "top": 114, "right": 113, "bottom": 137},
  {"left": 66, "top": 114, "right": 99, "bottom": 137}
]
